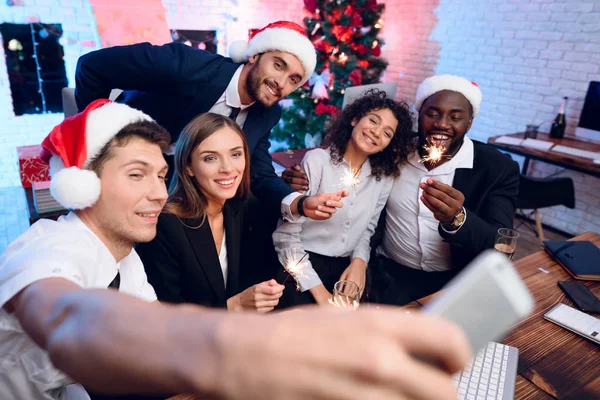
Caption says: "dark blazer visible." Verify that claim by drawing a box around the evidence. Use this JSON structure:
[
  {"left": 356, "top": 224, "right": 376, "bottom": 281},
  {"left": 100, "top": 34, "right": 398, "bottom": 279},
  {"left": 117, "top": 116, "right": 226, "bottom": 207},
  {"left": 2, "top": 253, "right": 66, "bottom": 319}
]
[
  {"left": 135, "top": 200, "right": 244, "bottom": 308},
  {"left": 75, "top": 42, "right": 293, "bottom": 208},
  {"left": 439, "top": 140, "right": 520, "bottom": 269}
]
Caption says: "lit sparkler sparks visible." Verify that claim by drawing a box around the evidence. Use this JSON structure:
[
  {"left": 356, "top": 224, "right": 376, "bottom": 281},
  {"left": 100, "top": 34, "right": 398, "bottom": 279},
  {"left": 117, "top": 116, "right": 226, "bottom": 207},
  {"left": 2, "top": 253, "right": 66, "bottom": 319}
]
[
  {"left": 282, "top": 252, "right": 310, "bottom": 290},
  {"left": 338, "top": 164, "right": 361, "bottom": 190},
  {"left": 421, "top": 143, "right": 445, "bottom": 165},
  {"left": 328, "top": 296, "right": 360, "bottom": 310}
]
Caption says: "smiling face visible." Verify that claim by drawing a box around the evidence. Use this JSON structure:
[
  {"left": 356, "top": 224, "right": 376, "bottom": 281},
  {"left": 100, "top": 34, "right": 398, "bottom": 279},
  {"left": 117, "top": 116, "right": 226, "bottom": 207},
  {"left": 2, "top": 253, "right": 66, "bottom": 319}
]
[
  {"left": 418, "top": 90, "right": 474, "bottom": 159},
  {"left": 348, "top": 108, "right": 398, "bottom": 156},
  {"left": 187, "top": 126, "right": 246, "bottom": 206},
  {"left": 245, "top": 51, "right": 305, "bottom": 107},
  {"left": 86, "top": 137, "right": 169, "bottom": 246}
]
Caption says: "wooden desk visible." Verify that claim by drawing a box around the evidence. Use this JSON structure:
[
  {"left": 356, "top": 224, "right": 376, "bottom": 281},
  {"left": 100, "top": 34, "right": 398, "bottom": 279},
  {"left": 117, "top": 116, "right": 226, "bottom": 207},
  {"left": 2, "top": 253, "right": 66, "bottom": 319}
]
[
  {"left": 487, "top": 133, "right": 600, "bottom": 177},
  {"left": 170, "top": 232, "right": 600, "bottom": 400}
]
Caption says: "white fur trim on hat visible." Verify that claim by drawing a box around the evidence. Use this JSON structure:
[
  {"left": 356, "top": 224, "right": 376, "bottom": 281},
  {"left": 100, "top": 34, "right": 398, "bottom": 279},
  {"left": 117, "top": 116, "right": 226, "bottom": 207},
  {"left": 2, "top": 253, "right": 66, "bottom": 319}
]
[
  {"left": 416, "top": 74, "right": 483, "bottom": 117},
  {"left": 49, "top": 102, "right": 154, "bottom": 210},
  {"left": 83, "top": 102, "right": 153, "bottom": 168},
  {"left": 229, "top": 40, "right": 249, "bottom": 63},
  {"left": 50, "top": 165, "right": 102, "bottom": 209},
  {"left": 246, "top": 27, "right": 317, "bottom": 85}
]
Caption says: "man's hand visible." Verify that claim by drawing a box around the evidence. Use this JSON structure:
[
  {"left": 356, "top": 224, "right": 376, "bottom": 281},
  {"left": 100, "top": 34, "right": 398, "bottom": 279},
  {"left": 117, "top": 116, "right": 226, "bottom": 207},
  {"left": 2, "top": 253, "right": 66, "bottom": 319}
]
[
  {"left": 420, "top": 178, "right": 465, "bottom": 224},
  {"left": 227, "top": 279, "right": 284, "bottom": 313},
  {"left": 339, "top": 258, "right": 367, "bottom": 297},
  {"left": 309, "top": 284, "right": 333, "bottom": 306},
  {"left": 209, "top": 307, "right": 472, "bottom": 400},
  {"left": 292, "top": 190, "right": 349, "bottom": 220},
  {"left": 282, "top": 164, "right": 309, "bottom": 192}
]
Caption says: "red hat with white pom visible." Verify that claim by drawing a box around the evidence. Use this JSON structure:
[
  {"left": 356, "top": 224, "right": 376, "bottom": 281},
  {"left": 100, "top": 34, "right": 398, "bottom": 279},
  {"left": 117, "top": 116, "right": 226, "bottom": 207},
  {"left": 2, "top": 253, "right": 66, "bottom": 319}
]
[
  {"left": 40, "top": 99, "right": 154, "bottom": 210},
  {"left": 229, "top": 20, "right": 317, "bottom": 86},
  {"left": 416, "top": 74, "right": 483, "bottom": 117}
]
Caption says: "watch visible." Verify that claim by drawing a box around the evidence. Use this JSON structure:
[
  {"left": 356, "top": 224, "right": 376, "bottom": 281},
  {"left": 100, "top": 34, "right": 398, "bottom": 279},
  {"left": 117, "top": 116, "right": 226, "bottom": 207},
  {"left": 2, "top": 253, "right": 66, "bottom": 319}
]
[
  {"left": 444, "top": 207, "right": 466, "bottom": 230},
  {"left": 297, "top": 195, "right": 308, "bottom": 217}
]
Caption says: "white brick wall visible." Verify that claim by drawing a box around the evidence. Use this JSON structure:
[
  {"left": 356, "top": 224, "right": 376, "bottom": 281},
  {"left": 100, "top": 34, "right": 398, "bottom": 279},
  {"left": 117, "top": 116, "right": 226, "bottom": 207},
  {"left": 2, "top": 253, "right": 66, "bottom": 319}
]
[{"left": 0, "top": 0, "right": 100, "bottom": 187}]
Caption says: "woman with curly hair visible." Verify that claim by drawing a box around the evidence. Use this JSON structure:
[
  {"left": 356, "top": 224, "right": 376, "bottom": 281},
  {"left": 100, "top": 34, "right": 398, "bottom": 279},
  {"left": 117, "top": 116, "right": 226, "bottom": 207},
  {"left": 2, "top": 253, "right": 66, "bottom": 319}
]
[{"left": 272, "top": 90, "right": 414, "bottom": 308}]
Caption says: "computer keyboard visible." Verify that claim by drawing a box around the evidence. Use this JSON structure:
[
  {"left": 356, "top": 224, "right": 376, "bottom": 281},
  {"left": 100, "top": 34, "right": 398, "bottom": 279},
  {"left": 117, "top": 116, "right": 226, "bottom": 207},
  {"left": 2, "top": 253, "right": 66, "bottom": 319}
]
[{"left": 454, "top": 342, "right": 518, "bottom": 400}]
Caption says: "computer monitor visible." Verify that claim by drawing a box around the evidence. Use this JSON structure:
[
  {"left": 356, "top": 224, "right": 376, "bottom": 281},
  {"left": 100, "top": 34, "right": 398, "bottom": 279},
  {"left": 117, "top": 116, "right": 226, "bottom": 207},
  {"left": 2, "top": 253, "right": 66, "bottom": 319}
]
[
  {"left": 575, "top": 81, "right": 600, "bottom": 142},
  {"left": 341, "top": 82, "right": 397, "bottom": 109}
]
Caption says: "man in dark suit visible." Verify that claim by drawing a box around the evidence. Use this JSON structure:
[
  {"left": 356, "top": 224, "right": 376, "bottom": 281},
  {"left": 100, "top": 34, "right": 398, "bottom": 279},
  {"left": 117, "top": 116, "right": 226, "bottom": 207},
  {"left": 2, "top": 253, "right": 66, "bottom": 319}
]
[
  {"left": 371, "top": 74, "right": 520, "bottom": 304},
  {"left": 75, "top": 21, "right": 345, "bottom": 221}
]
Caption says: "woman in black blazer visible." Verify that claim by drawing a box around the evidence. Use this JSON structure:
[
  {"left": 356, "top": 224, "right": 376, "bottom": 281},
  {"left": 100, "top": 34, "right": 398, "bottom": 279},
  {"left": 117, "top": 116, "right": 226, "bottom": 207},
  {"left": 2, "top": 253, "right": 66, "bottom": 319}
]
[{"left": 137, "top": 113, "right": 284, "bottom": 311}]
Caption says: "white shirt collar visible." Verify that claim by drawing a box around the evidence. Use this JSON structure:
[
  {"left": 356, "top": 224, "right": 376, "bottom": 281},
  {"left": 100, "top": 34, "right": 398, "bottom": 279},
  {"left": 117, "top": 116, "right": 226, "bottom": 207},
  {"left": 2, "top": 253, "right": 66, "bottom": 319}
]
[
  {"left": 408, "top": 136, "right": 474, "bottom": 175},
  {"left": 226, "top": 65, "right": 254, "bottom": 111},
  {"left": 326, "top": 147, "right": 373, "bottom": 177}
]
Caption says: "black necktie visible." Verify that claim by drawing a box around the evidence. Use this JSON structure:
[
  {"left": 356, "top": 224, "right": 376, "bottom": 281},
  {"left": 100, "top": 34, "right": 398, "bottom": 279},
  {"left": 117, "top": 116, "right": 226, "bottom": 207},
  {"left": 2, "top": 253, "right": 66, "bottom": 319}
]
[
  {"left": 229, "top": 106, "right": 241, "bottom": 121},
  {"left": 108, "top": 271, "right": 120, "bottom": 290}
]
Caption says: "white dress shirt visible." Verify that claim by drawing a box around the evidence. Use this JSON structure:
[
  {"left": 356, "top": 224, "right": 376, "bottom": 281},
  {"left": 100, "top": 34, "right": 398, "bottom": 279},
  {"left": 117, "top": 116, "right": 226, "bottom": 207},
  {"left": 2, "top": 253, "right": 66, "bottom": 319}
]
[
  {"left": 377, "top": 137, "right": 474, "bottom": 271},
  {"left": 208, "top": 65, "right": 253, "bottom": 127},
  {"left": 273, "top": 148, "right": 394, "bottom": 291},
  {"left": 0, "top": 212, "right": 156, "bottom": 400},
  {"left": 219, "top": 230, "right": 228, "bottom": 288}
]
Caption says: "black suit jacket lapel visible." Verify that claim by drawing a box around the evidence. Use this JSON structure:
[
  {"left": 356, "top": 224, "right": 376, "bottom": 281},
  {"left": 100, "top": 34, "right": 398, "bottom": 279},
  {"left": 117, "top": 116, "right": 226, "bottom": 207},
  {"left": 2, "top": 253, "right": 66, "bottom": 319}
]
[
  {"left": 453, "top": 168, "right": 475, "bottom": 206},
  {"left": 223, "top": 203, "right": 241, "bottom": 298},
  {"left": 184, "top": 218, "right": 226, "bottom": 303},
  {"left": 243, "top": 106, "right": 268, "bottom": 153}
]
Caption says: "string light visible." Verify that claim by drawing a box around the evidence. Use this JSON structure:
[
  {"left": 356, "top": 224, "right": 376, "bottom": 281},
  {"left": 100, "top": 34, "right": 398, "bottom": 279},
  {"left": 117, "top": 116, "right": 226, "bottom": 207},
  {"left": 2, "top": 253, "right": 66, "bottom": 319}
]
[
  {"left": 374, "top": 19, "right": 383, "bottom": 29},
  {"left": 311, "top": 23, "right": 321, "bottom": 36},
  {"left": 372, "top": 40, "right": 379, "bottom": 48},
  {"left": 30, "top": 23, "right": 47, "bottom": 114},
  {"left": 338, "top": 52, "right": 348, "bottom": 64}
]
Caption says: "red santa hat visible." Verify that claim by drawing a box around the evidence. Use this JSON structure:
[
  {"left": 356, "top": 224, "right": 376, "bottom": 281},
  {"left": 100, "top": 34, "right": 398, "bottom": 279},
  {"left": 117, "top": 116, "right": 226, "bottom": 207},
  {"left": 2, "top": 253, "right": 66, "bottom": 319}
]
[
  {"left": 416, "top": 74, "right": 483, "bottom": 117},
  {"left": 40, "top": 99, "right": 154, "bottom": 210},
  {"left": 229, "top": 20, "right": 317, "bottom": 86}
]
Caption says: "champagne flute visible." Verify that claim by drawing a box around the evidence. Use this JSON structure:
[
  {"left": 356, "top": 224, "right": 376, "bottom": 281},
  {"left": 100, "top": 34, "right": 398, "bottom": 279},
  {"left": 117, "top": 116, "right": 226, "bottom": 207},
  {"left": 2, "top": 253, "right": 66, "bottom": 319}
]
[
  {"left": 494, "top": 228, "right": 519, "bottom": 260},
  {"left": 331, "top": 280, "right": 360, "bottom": 310}
]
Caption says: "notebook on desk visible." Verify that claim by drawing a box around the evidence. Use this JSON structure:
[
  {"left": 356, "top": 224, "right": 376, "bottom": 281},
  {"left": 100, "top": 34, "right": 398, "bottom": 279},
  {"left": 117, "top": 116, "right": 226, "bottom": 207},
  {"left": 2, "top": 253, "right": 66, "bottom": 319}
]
[{"left": 543, "top": 240, "right": 600, "bottom": 281}]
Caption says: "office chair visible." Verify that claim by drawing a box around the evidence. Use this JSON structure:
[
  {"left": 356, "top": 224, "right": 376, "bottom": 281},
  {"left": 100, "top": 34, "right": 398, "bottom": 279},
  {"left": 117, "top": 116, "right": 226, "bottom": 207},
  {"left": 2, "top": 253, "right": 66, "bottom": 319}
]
[
  {"left": 61, "top": 88, "right": 124, "bottom": 118},
  {"left": 516, "top": 175, "right": 575, "bottom": 242}
]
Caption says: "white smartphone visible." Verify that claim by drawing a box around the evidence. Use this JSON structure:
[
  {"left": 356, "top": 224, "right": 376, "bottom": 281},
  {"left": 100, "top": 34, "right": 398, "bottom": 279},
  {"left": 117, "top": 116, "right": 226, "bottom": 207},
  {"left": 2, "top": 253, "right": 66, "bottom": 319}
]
[{"left": 423, "top": 249, "right": 535, "bottom": 353}]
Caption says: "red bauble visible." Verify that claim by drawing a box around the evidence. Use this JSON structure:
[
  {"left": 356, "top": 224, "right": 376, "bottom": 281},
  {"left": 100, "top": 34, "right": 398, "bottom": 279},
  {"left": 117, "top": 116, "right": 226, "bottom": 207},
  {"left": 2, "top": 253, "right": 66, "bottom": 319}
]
[
  {"left": 351, "top": 12, "right": 363, "bottom": 27},
  {"left": 315, "top": 103, "right": 329, "bottom": 115},
  {"left": 357, "top": 60, "right": 370, "bottom": 69},
  {"left": 372, "top": 45, "right": 381, "bottom": 57},
  {"left": 366, "top": 0, "right": 378, "bottom": 10},
  {"left": 354, "top": 44, "right": 369, "bottom": 55},
  {"left": 304, "top": 0, "right": 317, "bottom": 13},
  {"left": 349, "top": 69, "right": 362, "bottom": 86}
]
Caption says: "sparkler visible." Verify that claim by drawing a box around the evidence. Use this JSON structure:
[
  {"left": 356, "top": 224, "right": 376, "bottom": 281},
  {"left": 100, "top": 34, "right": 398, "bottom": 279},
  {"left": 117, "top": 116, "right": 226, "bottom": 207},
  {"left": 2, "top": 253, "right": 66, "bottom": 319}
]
[
  {"left": 338, "top": 164, "right": 361, "bottom": 190},
  {"left": 421, "top": 138, "right": 450, "bottom": 166},
  {"left": 282, "top": 252, "right": 309, "bottom": 290}
]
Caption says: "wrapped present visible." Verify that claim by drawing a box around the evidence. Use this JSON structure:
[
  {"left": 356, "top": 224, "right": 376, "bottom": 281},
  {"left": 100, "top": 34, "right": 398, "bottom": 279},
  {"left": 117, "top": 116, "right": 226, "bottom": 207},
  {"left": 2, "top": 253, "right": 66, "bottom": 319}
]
[{"left": 17, "top": 145, "right": 50, "bottom": 189}]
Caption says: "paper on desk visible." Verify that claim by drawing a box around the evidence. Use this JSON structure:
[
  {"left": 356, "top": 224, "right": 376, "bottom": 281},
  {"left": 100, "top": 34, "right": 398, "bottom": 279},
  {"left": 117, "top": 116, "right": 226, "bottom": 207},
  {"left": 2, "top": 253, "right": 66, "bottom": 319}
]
[
  {"left": 521, "top": 138, "right": 554, "bottom": 151},
  {"left": 551, "top": 145, "right": 600, "bottom": 160},
  {"left": 494, "top": 136, "right": 524, "bottom": 146}
]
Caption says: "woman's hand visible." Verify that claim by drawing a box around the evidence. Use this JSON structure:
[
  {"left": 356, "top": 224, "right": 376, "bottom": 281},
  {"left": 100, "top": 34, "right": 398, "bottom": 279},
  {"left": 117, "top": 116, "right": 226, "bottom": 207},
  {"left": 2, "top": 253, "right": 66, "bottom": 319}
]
[
  {"left": 339, "top": 258, "right": 367, "bottom": 297},
  {"left": 227, "top": 279, "right": 285, "bottom": 313},
  {"left": 309, "top": 284, "right": 333, "bottom": 306}
]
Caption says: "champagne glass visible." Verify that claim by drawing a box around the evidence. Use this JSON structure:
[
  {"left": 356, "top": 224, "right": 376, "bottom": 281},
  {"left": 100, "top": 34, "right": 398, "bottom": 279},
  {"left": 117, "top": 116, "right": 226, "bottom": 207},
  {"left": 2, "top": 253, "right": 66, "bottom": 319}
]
[
  {"left": 494, "top": 228, "right": 519, "bottom": 260},
  {"left": 331, "top": 280, "right": 360, "bottom": 310}
]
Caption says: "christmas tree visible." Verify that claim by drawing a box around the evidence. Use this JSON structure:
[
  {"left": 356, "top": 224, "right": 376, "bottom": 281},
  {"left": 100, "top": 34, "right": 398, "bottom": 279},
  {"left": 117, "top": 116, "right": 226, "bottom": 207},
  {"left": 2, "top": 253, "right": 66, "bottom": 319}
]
[{"left": 271, "top": 0, "right": 388, "bottom": 151}]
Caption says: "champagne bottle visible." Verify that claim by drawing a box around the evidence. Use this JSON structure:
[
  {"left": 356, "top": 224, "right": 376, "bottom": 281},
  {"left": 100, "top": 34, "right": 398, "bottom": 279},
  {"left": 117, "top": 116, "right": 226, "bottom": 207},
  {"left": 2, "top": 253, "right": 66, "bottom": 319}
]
[{"left": 549, "top": 96, "right": 568, "bottom": 139}]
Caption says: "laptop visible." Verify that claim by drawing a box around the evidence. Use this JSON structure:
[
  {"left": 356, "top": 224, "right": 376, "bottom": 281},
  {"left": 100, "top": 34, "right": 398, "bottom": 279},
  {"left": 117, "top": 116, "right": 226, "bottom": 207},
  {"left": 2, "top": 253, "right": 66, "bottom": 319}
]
[{"left": 341, "top": 82, "right": 397, "bottom": 108}]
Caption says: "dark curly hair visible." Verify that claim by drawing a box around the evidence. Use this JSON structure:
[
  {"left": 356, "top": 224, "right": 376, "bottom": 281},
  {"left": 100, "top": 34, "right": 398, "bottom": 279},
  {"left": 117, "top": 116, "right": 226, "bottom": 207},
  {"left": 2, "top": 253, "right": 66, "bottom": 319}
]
[{"left": 324, "top": 89, "right": 415, "bottom": 180}]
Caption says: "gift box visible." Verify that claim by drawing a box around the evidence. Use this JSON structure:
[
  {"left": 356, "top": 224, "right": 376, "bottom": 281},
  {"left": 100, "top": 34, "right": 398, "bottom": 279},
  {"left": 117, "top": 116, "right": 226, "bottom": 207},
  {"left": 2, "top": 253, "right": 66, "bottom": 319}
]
[{"left": 17, "top": 145, "right": 50, "bottom": 189}]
